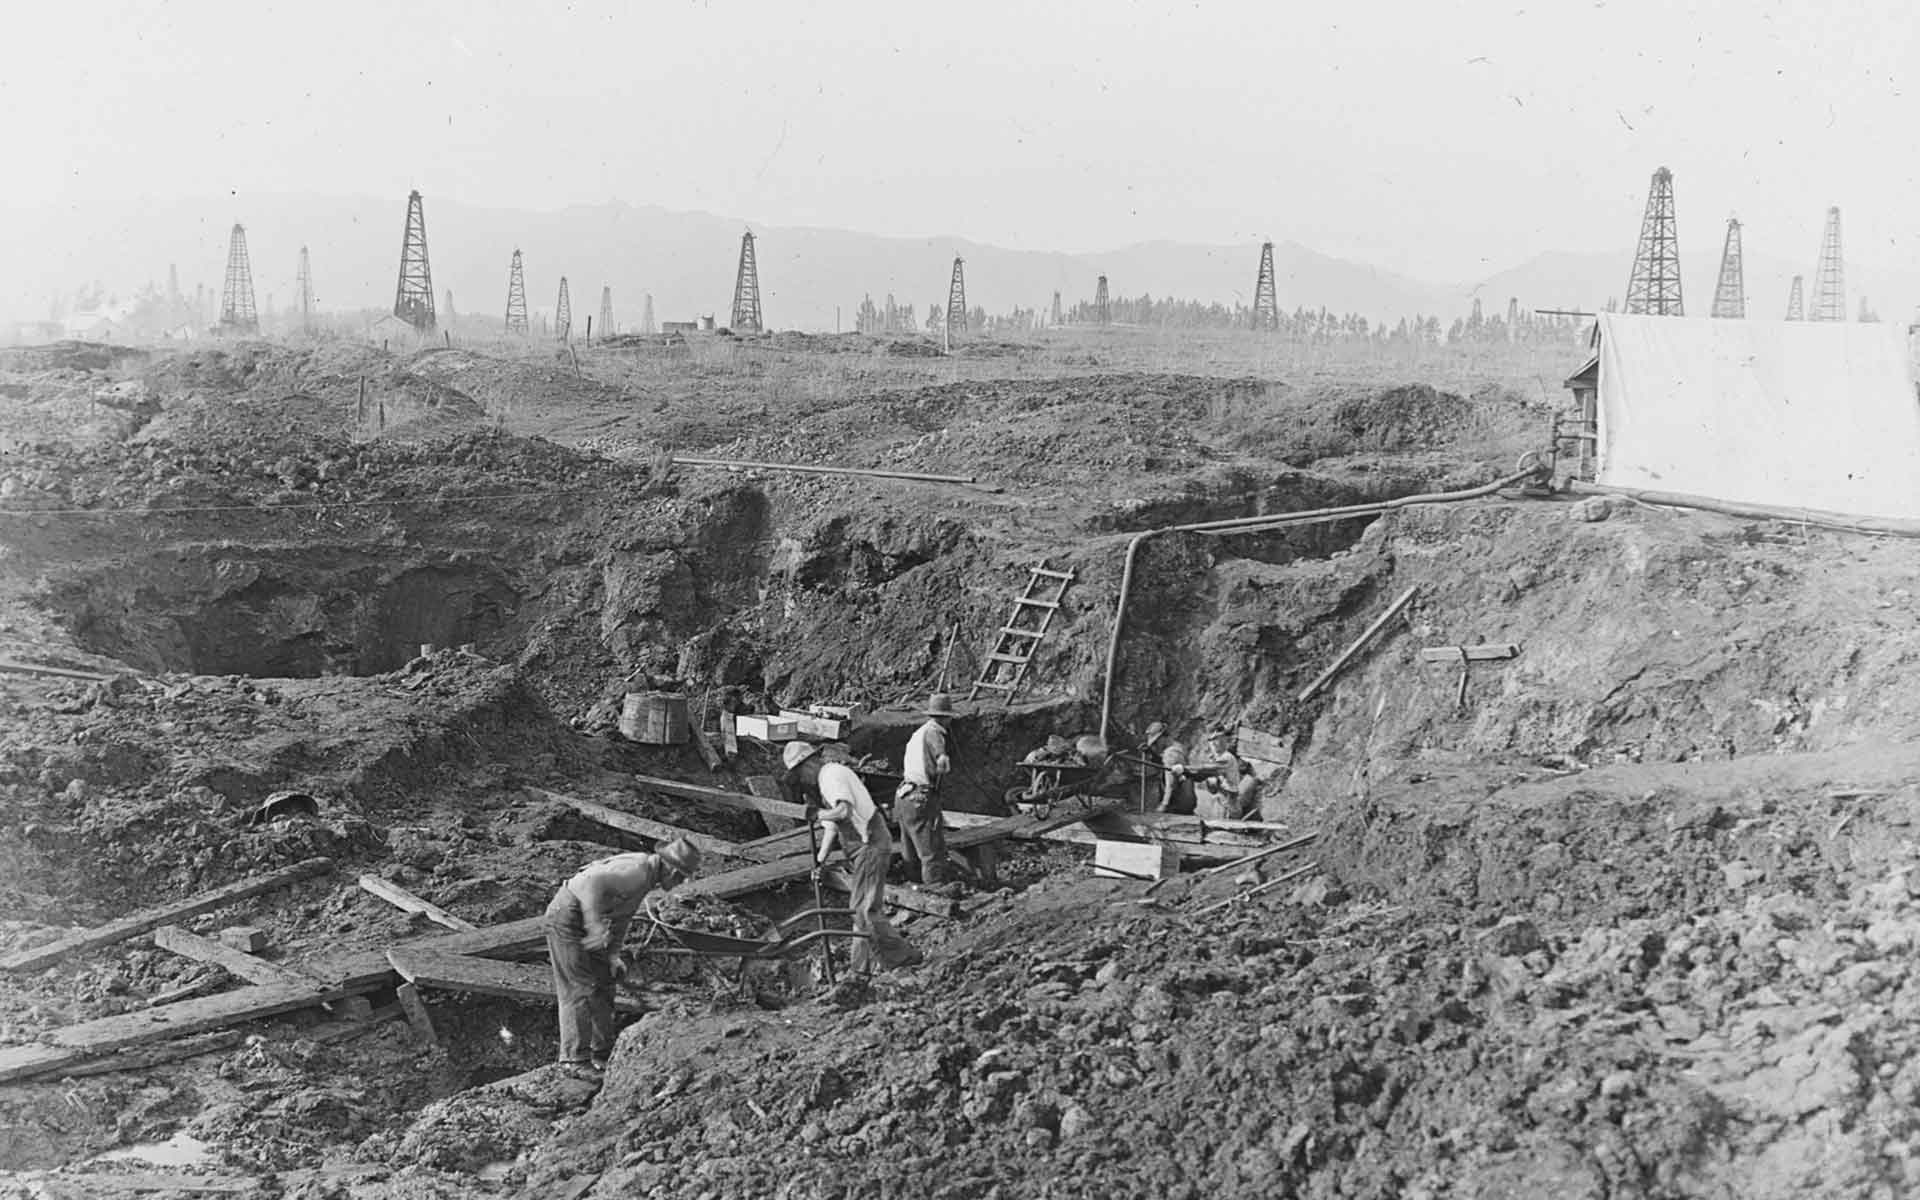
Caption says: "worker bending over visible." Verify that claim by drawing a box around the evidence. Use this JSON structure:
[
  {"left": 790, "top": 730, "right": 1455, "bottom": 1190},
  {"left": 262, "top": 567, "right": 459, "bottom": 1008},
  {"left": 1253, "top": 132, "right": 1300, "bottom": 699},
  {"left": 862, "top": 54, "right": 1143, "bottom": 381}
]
[
  {"left": 895, "top": 692, "right": 957, "bottom": 885},
  {"left": 544, "top": 838, "right": 702, "bottom": 1078},
  {"left": 786, "top": 740, "right": 922, "bottom": 974}
]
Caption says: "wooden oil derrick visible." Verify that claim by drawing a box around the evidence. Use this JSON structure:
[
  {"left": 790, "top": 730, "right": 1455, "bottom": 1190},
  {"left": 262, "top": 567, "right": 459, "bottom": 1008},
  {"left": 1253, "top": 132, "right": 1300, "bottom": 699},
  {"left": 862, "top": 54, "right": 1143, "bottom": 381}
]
[
  {"left": 295, "top": 247, "right": 314, "bottom": 334},
  {"left": 505, "top": 250, "right": 529, "bottom": 335},
  {"left": 1811, "top": 207, "right": 1846, "bottom": 322},
  {"left": 730, "top": 231, "right": 762, "bottom": 333},
  {"left": 219, "top": 224, "right": 259, "bottom": 334},
  {"left": 392, "top": 189, "right": 435, "bottom": 332},
  {"left": 945, "top": 257, "right": 968, "bottom": 339},
  {"left": 1624, "top": 167, "right": 1683, "bottom": 316},
  {"left": 555, "top": 277, "right": 572, "bottom": 341},
  {"left": 1094, "top": 275, "right": 1111, "bottom": 324},
  {"left": 1050, "top": 290, "right": 1063, "bottom": 327},
  {"left": 1785, "top": 275, "right": 1805, "bottom": 320},
  {"left": 1709, "top": 218, "right": 1746, "bottom": 319},
  {"left": 1252, "top": 241, "right": 1279, "bottom": 331},
  {"left": 641, "top": 292, "right": 656, "bottom": 335},
  {"left": 599, "top": 286, "right": 613, "bottom": 339}
]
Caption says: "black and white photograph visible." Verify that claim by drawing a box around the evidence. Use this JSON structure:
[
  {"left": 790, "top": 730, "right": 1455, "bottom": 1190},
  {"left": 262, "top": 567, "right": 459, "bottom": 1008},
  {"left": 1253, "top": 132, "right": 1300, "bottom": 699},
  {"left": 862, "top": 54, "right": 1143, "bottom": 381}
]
[{"left": 2, "top": 1, "right": 1919, "bottom": 1195}]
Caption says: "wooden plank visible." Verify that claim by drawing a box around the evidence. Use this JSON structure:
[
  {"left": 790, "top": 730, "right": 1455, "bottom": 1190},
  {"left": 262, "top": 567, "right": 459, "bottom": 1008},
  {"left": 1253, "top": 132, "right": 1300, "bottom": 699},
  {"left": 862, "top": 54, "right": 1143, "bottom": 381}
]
[
  {"left": 1419, "top": 644, "right": 1520, "bottom": 663},
  {"left": 45, "top": 1172, "right": 259, "bottom": 1194},
  {"left": 628, "top": 771, "right": 808, "bottom": 821},
  {"left": 357, "top": 875, "right": 479, "bottom": 932},
  {"left": 1094, "top": 840, "right": 1178, "bottom": 880},
  {"left": 944, "top": 810, "right": 1257, "bottom": 863},
  {"left": 0, "top": 858, "right": 334, "bottom": 974},
  {"left": 719, "top": 713, "right": 739, "bottom": 758},
  {"left": 745, "top": 776, "right": 797, "bottom": 835},
  {"left": 386, "top": 949, "right": 644, "bottom": 1012},
  {"left": 152, "top": 925, "right": 316, "bottom": 988},
  {"left": 1298, "top": 585, "right": 1421, "bottom": 702},
  {"left": 680, "top": 854, "right": 818, "bottom": 900},
  {"left": 690, "top": 726, "right": 724, "bottom": 771},
  {"left": 57, "top": 1030, "right": 246, "bottom": 1079},
  {"left": 0, "top": 658, "right": 114, "bottom": 681},
  {"left": 0, "top": 980, "right": 361, "bottom": 1084},
  {"left": 531, "top": 787, "right": 745, "bottom": 860},
  {"left": 301, "top": 915, "right": 549, "bottom": 993},
  {"left": 395, "top": 982, "right": 440, "bottom": 1048}
]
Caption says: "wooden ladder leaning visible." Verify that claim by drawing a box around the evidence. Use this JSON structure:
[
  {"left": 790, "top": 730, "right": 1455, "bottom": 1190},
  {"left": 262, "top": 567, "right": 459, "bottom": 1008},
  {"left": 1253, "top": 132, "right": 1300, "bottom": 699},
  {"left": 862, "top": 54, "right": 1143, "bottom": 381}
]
[{"left": 968, "top": 560, "right": 1076, "bottom": 704}]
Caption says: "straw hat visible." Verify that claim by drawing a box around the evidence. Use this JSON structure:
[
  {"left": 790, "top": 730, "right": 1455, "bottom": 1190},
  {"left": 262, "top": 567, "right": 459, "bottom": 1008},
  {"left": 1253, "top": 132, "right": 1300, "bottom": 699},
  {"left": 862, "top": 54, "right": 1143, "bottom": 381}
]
[
  {"left": 926, "top": 692, "right": 958, "bottom": 718},
  {"left": 657, "top": 837, "right": 703, "bottom": 877},
  {"left": 782, "top": 740, "right": 821, "bottom": 771}
]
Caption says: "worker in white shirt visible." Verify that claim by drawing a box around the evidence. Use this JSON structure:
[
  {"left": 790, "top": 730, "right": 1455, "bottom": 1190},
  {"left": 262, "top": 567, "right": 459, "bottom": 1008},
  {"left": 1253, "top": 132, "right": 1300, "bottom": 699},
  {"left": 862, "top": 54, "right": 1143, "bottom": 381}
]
[
  {"left": 894, "top": 692, "right": 958, "bottom": 885},
  {"left": 784, "top": 740, "right": 922, "bottom": 974}
]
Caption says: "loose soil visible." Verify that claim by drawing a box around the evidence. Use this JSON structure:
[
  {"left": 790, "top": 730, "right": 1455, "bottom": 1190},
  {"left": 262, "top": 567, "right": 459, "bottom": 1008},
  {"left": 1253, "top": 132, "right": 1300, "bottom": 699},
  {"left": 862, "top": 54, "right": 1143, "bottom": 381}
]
[{"left": 2, "top": 329, "right": 1916, "bottom": 1198}]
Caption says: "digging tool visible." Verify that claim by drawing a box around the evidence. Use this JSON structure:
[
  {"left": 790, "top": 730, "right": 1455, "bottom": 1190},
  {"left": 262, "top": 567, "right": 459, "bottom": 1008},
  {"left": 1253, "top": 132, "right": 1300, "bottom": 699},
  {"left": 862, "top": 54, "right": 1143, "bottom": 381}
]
[
  {"left": 804, "top": 808, "right": 836, "bottom": 986},
  {"left": 1193, "top": 861, "right": 1320, "bottom": 916}
]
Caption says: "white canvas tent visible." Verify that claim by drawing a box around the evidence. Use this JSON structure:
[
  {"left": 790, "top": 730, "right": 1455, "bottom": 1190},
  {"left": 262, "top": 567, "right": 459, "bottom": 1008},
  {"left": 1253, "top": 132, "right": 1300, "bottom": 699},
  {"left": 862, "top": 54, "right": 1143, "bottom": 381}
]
[{"left": 1593, "top": 313, "right": 1920, "bottom": 521}]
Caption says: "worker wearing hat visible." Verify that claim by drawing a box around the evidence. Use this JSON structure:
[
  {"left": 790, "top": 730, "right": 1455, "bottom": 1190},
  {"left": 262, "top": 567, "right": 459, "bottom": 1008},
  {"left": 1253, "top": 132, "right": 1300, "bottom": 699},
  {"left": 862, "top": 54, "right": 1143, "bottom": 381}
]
[
  {"left": 894, "top": 692, "right": 958, "bottom": 885},
  {"left": 1196, "top": 726, "right": 1259, "bottom": 820},
  {"left": 784, "top": 740, "right": 921, "bottom": 973},
  {"left": 544, "top": 837, "right": 703, "bottom": 1079}
]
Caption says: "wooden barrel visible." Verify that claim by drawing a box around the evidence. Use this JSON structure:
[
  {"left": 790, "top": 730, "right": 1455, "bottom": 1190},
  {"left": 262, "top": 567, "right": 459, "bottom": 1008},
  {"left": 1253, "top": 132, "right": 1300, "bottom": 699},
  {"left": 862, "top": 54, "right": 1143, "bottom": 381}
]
[{"left": 621, "top": 692, "right": 689, "bottom": 745}]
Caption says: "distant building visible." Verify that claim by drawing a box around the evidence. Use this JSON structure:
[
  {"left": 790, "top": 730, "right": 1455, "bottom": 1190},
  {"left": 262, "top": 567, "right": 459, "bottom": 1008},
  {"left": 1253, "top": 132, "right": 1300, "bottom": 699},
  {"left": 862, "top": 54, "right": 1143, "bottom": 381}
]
[
  {"left": 365, "top": 314, "right": 422, "bottom": 346},
  {"left": 661, "top": 320, "right": 699, "bottom": 336}
]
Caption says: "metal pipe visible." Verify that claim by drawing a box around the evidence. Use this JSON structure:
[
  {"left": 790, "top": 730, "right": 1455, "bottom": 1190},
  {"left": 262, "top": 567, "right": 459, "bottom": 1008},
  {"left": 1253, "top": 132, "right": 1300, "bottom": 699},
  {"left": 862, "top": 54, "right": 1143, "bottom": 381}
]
[
  {"left": 1567, "top": 481, "right": 1920, "bottom": 539},
  {"left": 1097, "top": 465, "right": 1544, "bottom": 744},
  {"left": 671, "top": 456, "right": 976, "bottom": 485}
]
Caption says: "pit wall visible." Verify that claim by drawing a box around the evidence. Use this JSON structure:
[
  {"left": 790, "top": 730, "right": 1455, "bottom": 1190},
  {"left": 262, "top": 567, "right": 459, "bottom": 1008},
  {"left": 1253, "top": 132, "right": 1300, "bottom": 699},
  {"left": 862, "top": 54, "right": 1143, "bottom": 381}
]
[{"left": 1101, "top": 498, "right": 1920, "bottom": 808}]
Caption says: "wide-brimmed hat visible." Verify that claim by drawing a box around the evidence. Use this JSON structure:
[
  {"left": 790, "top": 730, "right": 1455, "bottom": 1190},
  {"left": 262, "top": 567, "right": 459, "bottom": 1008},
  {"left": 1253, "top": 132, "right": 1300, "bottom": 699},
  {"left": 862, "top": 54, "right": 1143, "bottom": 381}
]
[
  {"left": 926, "top": 692, "right": 958, "bottom": 718},
  {"left": 782, "top": 740, "right": 821, "bottom": 771},
  {"left": 657, "top": 836, "right": 703, "bottom": 877},
  {"left": 1143, "top": 721, "right": 1167, "bottom": 744}
]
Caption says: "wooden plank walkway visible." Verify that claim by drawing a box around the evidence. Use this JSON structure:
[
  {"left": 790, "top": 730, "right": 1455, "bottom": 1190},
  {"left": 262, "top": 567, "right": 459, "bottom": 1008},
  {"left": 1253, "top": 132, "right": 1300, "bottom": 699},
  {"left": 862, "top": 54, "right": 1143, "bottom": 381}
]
[
  {"left": 152, "top": 926, "right": 317, "bottom": 988},
  {"left": 626, "top": 772, "right": 808, "bottom": 821},
  {"left": 357, "top": 875, "right": 479, "bottom": 932},
  {"left": 0, "top": 858, "right": 334, "bottom": 974},
  {"left": 532, "top": 787, "right": 748, "bottom": 860}
]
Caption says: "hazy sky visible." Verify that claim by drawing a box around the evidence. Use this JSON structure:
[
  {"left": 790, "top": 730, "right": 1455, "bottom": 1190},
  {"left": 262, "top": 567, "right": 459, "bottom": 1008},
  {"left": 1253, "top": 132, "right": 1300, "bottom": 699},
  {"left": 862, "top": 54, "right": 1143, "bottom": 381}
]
[{"left": 7, "top": 0, "right": 1917, "bottom": 286}]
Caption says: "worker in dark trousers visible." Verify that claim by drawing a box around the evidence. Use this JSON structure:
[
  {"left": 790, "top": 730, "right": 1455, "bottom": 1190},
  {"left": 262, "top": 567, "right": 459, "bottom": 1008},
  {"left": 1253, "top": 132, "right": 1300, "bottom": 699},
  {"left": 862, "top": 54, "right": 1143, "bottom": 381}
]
[
  {"left": 786, "top": 740, "right": 922, "bottom": 974},
  {"left": 894, "top": 692, "right": 957, "bottom": 885},
  {"left": 545, "top": 838, "right": 702, "bottom": 1078}
]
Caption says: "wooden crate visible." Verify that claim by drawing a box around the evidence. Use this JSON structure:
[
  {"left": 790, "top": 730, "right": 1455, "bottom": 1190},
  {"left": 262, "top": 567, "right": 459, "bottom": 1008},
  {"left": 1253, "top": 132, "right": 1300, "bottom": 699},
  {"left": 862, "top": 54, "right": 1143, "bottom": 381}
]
[
  {"left": 734, "top": 715, "right": 799, "bottom": 742},
  {"left": 1093, "top": 839, "right": 1179, "bottom": 881},
  {"left": 781, "top": 711, "right": 849, "bottom": 739}
]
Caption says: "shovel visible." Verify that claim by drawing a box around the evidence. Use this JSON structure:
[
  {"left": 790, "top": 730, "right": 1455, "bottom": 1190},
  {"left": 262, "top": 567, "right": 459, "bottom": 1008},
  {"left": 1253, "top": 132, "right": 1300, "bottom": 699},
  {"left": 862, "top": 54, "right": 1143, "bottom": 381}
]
[{"left": 805, "top": 810, "right": 837, "bottom": 986}]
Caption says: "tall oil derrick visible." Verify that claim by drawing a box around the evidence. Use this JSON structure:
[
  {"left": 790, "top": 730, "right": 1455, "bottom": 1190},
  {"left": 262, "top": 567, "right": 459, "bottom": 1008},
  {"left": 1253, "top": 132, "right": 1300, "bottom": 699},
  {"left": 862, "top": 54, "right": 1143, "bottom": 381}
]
[
  {"left": 1624, "top": 167, "right": 1684, "bottom": 316},
  {"left": 641, "top": 293, "right": 656, "bottom": 335},
  {"left": 504, "top": 249, "right": 529, "bottom": 335},
  {"left": 1709, "top": 217, "right": 1746, "bottom": 319},
  {"left": 599, "top": 286, "right": 613, "bottom": 339},
  {"left": 1094, "top": 275, "right": 1111, "bottom": 324},
  {"left": 1785, "top": 275, "right": 1805, "bottom": 320},
  {"left": 219, "top": 223, "right": 259, "bottom": 334},
  {"left": 392, "top": 189, "right": 435, "bottom": 332},
  {"left": 945, "top": 256, "right": 968, "bottom": 338},
  {"left": 555, "top": 277, "right": 573, "bottom": 341},
  {"left": 1252, "top": 241, "right": 1279, "bottom": 331},
  {"left": 730, "top": 230, "right": 762, "bottom": 333},
  {"left": 443, "top": 288, "right": 455, "bottom": 328},
  {"left": 1050, "top": 290, "right": 1063, "bottom": 327},
  {"left": 295, "top": 246, "right": 314, "bottom": 333},
  {"left": 1811, "top": 206, "right": 1846, "bottom": 321}
]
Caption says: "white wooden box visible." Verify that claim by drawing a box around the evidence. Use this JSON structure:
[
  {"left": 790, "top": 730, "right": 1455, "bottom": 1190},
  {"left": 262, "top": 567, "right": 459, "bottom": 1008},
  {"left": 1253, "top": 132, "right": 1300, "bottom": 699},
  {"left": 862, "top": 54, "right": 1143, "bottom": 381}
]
[
  {"left": 781, "top": 710, "right": 850, "bottom": 739},
  {"left": 734, "top": 715, "right": 800, "bottom": 742},
  {"left": 1093, "top": 839, "right": 1179, "bottom": 881}
]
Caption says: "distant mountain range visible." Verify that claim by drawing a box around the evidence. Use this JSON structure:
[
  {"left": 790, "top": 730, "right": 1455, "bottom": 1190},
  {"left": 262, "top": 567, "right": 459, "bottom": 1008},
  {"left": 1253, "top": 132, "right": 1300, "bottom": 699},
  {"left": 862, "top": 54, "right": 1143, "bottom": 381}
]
[{"left": 5, "top": 194, "right": 1915, "bottom": 332}]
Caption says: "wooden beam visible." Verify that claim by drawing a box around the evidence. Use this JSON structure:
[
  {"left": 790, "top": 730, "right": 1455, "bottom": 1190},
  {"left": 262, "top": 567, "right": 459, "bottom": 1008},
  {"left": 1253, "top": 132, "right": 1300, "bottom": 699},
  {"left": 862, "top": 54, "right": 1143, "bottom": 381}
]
[
  {"left": 690, "top": 726, "right": 724, "bottom": 772},
  {"left": 356, "top": 875, "right": 478, "bottom": 932},
  {"left": 1419, "top": 644, "right": 1520, "bottom": 663},
  {"left": 386, "top": 949, "right": 644, "bottom": 1012},
  {"left": 942, "top": 810, "right": 1261, "bottom": 863},
  {"left": 530, "top": 787, "right": 744, "bottom": 860},
  {"left": 153, "top": 925, "right": 316, "bottom": 988},
  {"left": 302, "top": 915, "right": 549, "bottom": 992},
  {"left": 627, "top": 771, "right": 808, "bottom": 821},
  {"left": 395, "top": 983, "right": 440, "bottom": 1049},
  {"left": 0, "top": 658, "right": 114, "bottom": 682},
  {"left": 0, "top": 858, "right": 334, "bottom": 974},
  {"left": 745, "top": 775, "right": 797, "bottom": 835},
  {"left": 1298, "top": 585, "right": 1421, "bottom": 702},
  {"left": 43, "top": 1172, "right": 259, "bottom": 1194},
  {"left": 58, "top": 1030, "right": 246, "bottom": 1079},
  {"left": 0, "top": 979, "right": 361, "bottom": 1084}
]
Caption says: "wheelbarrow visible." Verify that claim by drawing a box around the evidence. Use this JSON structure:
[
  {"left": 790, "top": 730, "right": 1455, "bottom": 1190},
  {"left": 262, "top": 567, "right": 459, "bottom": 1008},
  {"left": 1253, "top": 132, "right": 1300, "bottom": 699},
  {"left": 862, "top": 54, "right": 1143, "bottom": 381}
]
[{"left": 635, "top": 908, "right": 868, "bottom": 993}]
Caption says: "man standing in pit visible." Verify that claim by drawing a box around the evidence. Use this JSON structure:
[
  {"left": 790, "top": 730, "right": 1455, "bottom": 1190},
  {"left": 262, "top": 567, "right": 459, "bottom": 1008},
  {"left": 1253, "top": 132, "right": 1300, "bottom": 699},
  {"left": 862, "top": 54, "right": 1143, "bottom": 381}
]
[
  {"left": 895, "top": 692, "right": 958, "bottom": 885},
  {"left": 786, "top": 740, "right": 922, "bottom": 974},
  {"left": 545, "top": 838, "right": 703, "bottom": 1079}
]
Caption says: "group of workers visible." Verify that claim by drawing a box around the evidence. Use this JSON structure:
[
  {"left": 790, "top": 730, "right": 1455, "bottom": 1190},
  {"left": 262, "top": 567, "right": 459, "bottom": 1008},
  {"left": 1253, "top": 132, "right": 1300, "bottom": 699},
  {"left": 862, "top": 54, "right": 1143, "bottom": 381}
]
[
  {"left": 1142, "top": 722, "right": 1262, "bottom": 821},
  {"left": 543, "top": 692, "right": 962, "bottom": 1078}
]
